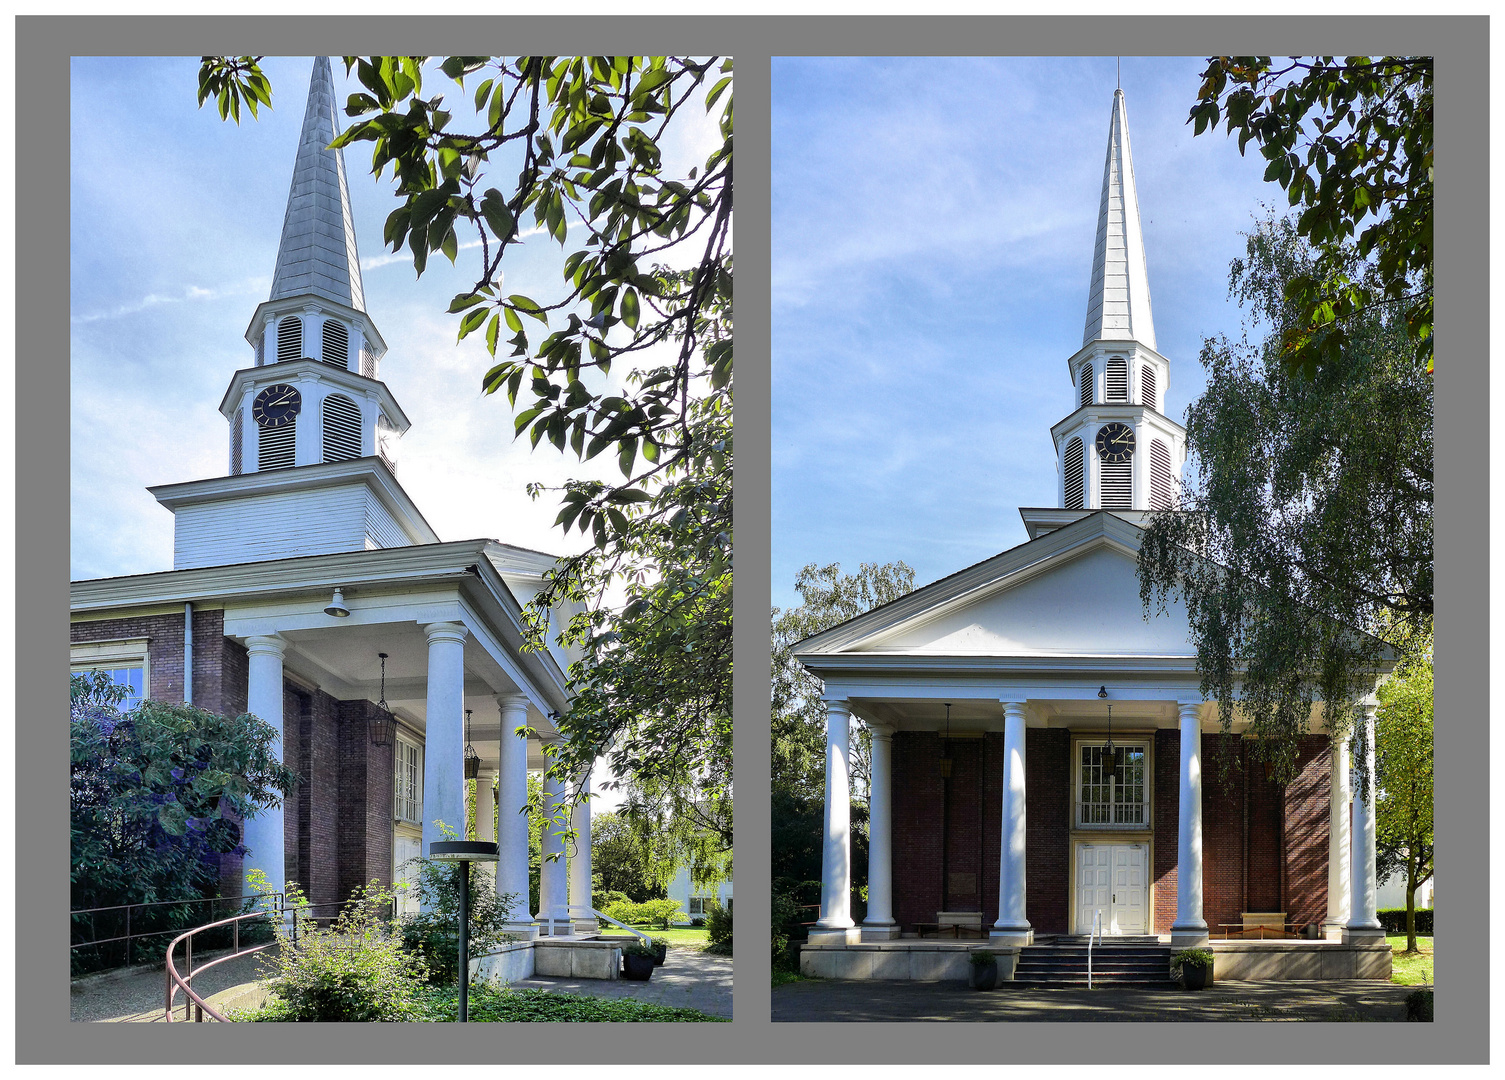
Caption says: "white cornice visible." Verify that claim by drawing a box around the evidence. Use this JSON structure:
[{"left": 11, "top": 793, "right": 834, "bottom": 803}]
[
  {"left": 148, "top": 458, "right": 439, "bottom": 546},
  {"left": 216, "top": 359, "right": 409, "bottom": 431},
  {"left": 243, "top": 295, "right": 389, "bottom": 359},
  {"left": 1049, "top": 402, "right": 1186, "bottom": 448}
]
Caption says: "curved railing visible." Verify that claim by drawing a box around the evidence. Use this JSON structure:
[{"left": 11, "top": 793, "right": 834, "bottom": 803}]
[
  {"left": 566, "top": 904, "right": 651, "bottom": 944},
  {"left": 164, "top": 896, "right": 283, "bottom": 1022}
]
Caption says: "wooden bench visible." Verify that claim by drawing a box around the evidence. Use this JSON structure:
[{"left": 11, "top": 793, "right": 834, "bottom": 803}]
[{"left": 916, "top": 911, "right": 985, "bottom": 939}]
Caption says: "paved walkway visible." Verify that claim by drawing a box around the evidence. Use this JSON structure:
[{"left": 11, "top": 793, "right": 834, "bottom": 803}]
[
  {"left": 506, "top": 946, "right": 733, "bottom": 1019},
  {"left": 771, "top": 978, "right": 1423, "bottom": 1023},
  {"left": 72, "top": 947, "right": 273, "bottom": 1022}
]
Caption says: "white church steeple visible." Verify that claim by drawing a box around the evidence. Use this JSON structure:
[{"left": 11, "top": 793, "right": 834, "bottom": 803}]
[{"left": 1030, "top": 87, "right": 1186, "bottom": 534}]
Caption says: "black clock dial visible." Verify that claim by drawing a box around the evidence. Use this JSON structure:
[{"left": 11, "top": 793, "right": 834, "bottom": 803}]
[
  {"left": 252, "top": 383, "right": 302, "bottom": 428},
  {"left": 1095, "top": 422, "right": 1135, "bottom": 463}
]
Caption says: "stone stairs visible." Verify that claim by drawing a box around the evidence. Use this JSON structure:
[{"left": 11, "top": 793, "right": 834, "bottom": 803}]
[{"left": 1013, "top": 935, "right": 1177, "bottom": 986}]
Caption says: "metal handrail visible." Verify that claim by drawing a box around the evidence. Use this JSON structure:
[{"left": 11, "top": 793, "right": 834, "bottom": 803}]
[
  {"left": 1088, "top": 908, "right": 1102, "bottom": 989},
  {"left": 71, "top": 892, "right": 280, "bottom": 970},
  {"left": 164, "top": 896, "right": 283, "bottom": 1023},
  {"left": 569, "top": 905, "right": 650, "bottom": 944}
]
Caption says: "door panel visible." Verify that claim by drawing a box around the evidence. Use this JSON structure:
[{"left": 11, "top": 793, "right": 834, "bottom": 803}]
[
  {"left": 1077, "top": 842, "right": 1148, "bottom": 934},
  {"left": 1077, "top": 844, "right": 1110, "bottom": 934},
  {"left": 394, "top": 833, "right": 422, "bottom": 917},
  {"left": 1112, "top": 845, "right": 1147, "bottom": 933}
]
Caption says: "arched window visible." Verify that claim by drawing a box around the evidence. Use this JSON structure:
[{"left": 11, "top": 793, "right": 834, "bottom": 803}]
[
  {"left": 1141, "top": 364, "right": 1157, "bottom": 411},
  {"left": 1079, "top": 363, "right": 1094, "bottom": 409},
  {"left": 1105, "top": 357, "right": 1128, "bottom": 402},
  {"left": 277, "top": 316, "right": 303, "bottom": 362},
  {"left": 1063, "top": 437, "right": 1084, "bottom": 509},
  {"left": 322, "top": 394, "right": 362, "bottom": 463},
  {"left": 257, "top": 421, "right": 296, "bottom": 471},
  {"left": 1150, "top": 439, "right": 1174, "bottom": 510},
  {"left": 230, "top": 408, "right": 243, "bottom": 475},
  {"left": 360, "top": 343, "right": 378, "bottom": 379},
  {"left": 322, "top": 320, "right": 350, "bottom": 369}
]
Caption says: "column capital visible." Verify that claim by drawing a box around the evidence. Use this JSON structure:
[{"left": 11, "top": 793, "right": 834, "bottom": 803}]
[
  {"left": 495, "top": 692, "right": 530, "bottom": 714},
  {"left": 868, "top": 723, "right": 894, "bottom": 742},
  {"left": 245, "top": 633, "right": 287, "bottom": 658},
  {"left": 1176, "top": 700, "right": 1205, "bottom": 721},
  {"left": 1000, "top": 701, "right": 1027, "bottom": 721},
  {"left": 422, "top": 620, "right": 469, "bottom": 646},
  {"left": 822, "top": 696, "right": 852, "bottom": 716}
]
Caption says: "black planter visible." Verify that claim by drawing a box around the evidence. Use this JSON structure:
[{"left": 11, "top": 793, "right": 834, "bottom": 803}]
[
  {"left": 652, "top": 942, "right": 668, "bottom": 966},
  {"left": 1182, "top": 964, "right": 1210, "bottom": 991},
  {"left": 623, "top": 953, "right": 656, "bottom": 981},
  {"left": 969, "top": 962, "right": 999, "bottom": 991}
]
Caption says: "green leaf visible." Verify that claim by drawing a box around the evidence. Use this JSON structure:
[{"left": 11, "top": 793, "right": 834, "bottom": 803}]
[{"left": 621, "top": 288, "right": 640, "bottom": 330}]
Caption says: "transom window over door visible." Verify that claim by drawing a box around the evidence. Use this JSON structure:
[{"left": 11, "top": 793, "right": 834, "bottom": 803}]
[{"left": 1076, "top": 741, "right": 1148, "bottom": 827}]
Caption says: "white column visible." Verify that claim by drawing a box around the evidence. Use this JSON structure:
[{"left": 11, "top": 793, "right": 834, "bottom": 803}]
[
  {"left": 570, "top": 767, "right": 597, "bottom": 932},
  {"left": 470, "top": 771, "right": 497, "bottom": 892},
  {"left": 420, "top": 622, "right": 468, "bottom": 860},
  {"left": 1325, "top": 729, "right": 1353, "bottom": 939},
  {"left": 494, "top": 693, "right": 535, "bottom": 934},
  {"left": 539, "top": 759, "right": 571, "bottom": 935},
  {"left": 1345, "top": 703, "right": 1386, "bottom": 943},
  {"left": 991, "top": 701, "right": 1032, "bottom": 945},
  {"left": 812, "top": 698, "right": 854, "bottom": 942},
  {"left": 242, "top": 634, "right": 287, "bottom": 900},
  {"left": 862, "top": 725, "right": 897, "bottom": 938},
  {"left": 1171, "top": 700, "right": 1210, "bottom": 948}
]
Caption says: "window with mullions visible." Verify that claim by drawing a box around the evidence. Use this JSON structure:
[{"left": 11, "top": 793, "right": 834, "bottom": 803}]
[
  {"left": 1077, "top": 742, "right": 1147, "bottom": 827},
  {"left": 74, "top": 664, "right": 146, "bottom": 709},
  {"left": 394, "top": 735, "right": 423, "bottom": 824}
]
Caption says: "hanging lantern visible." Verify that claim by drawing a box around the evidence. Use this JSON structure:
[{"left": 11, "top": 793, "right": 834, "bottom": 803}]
[
  {"left": 938, "top": 703, "right": 954, "bottom": 778},
  {"left": 464, "top": 708, "right": 481, "bottom": 780},
  {"left": 370, "top": 652, "right": 395, "bottom": 747},
  {"left": 1098, "top": 686, "right": 1117, "bottom": 781}
]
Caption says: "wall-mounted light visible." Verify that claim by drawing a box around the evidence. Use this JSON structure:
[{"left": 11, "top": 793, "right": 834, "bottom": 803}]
[{"left": 324, "top": 588, "right": 351, "bottom": 617}]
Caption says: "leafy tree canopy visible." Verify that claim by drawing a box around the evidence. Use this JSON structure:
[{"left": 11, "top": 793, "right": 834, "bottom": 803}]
[
  {"left": 199, "top": 56, "right": 732, "bottom": 838},
  {"left": 1137, "top": 213, "right": 1431, "bottom": 788},
  {"left": 1191, "top": 56, "right": 1432, "bottom": 377},
  {"left": 1375, "top": 622, "right": 1433, "bottom": 953},
  {"left": 590, "top": 810, "right": 663, "bottom": 903}
]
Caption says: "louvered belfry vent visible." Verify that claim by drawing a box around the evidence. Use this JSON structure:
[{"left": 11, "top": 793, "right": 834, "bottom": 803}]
[
  {"left": 322, "top": 394, "right": 362, "bottom": 462},
  {"left": 255, "top": 336, "right": 265, "bottom": 367},
  {"left": 1106, "top": 357, "right": 1128, "bottom": 402},
  {"left": 258, "top": 421, "right": 296, "bottom": 471},
  {"left": 1151, "top": 439, "right": 1174, "bottom": 510},
  {"left": 231, "top": 408, "right": 244, "bottom": 474},
  {"left": 1141, "top": 364, "right": 1157, "bottom": 411},
  {"left": 361, "top": 344, "right": 378, "bottom": 379},
  {"left": 322, "top": 320, "right": 350, "bottom": 369},
  {"left": 1101, "top": 459, "right": 1132, "bottom": 508},
  {"left": 277, "top": 317, "right": 304, "bottom": 362},
  {"left": 1079, "top": 364, "right": 1094, "bottom": 408},
  {"left": 1064, "top": 437, "right": 1085, "bottom": 509}
]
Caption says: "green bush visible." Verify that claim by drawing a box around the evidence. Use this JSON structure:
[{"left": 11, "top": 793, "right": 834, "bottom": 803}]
[
  {"left": 253, "top": 877, "right": 429, "bottom": 1022},
  {"left": 970, "top": 950, "right": 996, "bottom": 967},
  {"left": 602, "top": 897, "right": 688, "bottom": 929},
  {"left": 1406, "top": 988, "right": 1433, "bottom": 1022},
  {"left": 1172, "top": 948, "right": 1214, "bottom": 973},
  {"left": 622, "top": 939, "right": 657, "bottom": 959},
  {"left": 396, "top": 825, "right": 521, "bottom": 985},
  {"left": 1378, "top": 907, "right": 1434, "bottom": 936},
  {"left": 771, "top": 890, "right": 801, "bottom": 970},
  {"left": 706, "top": 899, "right": 732, "bottom": 954}
]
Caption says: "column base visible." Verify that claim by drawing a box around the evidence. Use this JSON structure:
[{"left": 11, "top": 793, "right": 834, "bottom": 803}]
[
  {"left": 807, "top": 926, "right": 861, "bottom": 945},
  {"left": 537, "top": 917, "right": 575, "bottom": 937},
  {"left": 989, "top": 926, "right": 1033, "bottom": 947},
  {"left": 1342, "top": 925, "right": 1387, "bottom": 945},
  {"left": 1322, "top": 919, "right": 1349, "bottom": 942},
  {"left": 503, "top": 920, "right": 540, "bottom": 941},
  {"left": 572, "top": 917, "right": 601, "bottom": 936},
  {"left": 860, "top": 922, "right": 901, "bottom": 942},
  {"left": 1170, "top": 925, "right": 1211, "bottom": 949}
]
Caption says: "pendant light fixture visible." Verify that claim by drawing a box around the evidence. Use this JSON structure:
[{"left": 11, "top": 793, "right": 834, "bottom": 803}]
[
  {"left": 1098, "top": 685, "right": 1117, "bottom": 781},
  {"left": 939, "top": 702, "right": 953, "bottom": 779},
  {"left": 370, "top": 653, "right": 395, "bottom": 747},
  {"left": 464, "top": 708, "right": 481, "bottom": 780}
]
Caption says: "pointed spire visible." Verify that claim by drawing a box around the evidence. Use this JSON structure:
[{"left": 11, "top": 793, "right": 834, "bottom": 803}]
[
  {"left": 268, "top": 57, "right": 365, "bottom": 312},
  {"left": 1082, "top": 89, "right": 1154, "bottom": 351}
]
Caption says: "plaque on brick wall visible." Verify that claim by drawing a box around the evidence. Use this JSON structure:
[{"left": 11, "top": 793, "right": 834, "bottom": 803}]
[{"left": 948, "top": 872, "right": 977, "bottom": 898}]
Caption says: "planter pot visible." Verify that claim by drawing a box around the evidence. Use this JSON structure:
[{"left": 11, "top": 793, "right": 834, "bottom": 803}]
[
  {"left": 622, "top": 953, "right": 656, "bottom": 981},
  {"left": 652, "top": 942, "right": 668, "bottom": 966},
  {"left": 1181, "top": 965, "right": 1210, "bottom": 991},
  {"left": 969, "top": 962, "right": 1000, "bottom": 991}
]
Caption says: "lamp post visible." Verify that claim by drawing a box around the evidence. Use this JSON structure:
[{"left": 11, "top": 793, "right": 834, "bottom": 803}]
[{"left": 428, "top": 840, "right": 499, "bottom": 1022}]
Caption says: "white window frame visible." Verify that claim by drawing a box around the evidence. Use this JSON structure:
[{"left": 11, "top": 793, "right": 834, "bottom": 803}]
[
  {"left": 688, "top": 897, "right": 706, "bottom": 916},
  {"left": 1072, "top": 736, "right": 1151, "bottom": 830},
  {"left": 71, "top": 638, "right": 150, "bottom": 709},
  {"left": 394, "top": 731, "right": 424, "bottom": 825}
]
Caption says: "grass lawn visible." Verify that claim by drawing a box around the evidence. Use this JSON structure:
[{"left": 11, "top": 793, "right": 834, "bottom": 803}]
[
  {"left": 1388, "top": 935, "right": 1433, "bottom": 986},
  {"left": 620, "top": 924, "right": 710, "bottom": 947},
  {"left": 240, "top": 986, "right": 727, "bottom": 1022},
  {"left": 772, "top": 968, "right": 810, "bottom": 988}
]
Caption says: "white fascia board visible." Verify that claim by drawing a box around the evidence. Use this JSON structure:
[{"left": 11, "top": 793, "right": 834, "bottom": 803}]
[
  {"left": 1049, "top": 403, "right": 1186, "bottom": 452},
  {"left": 1062, "top": 338, "right": 1171, "bottom": 384},
  {"left": 71, "top": 540, "right": 493, "bottom": 613},
  {"left": 244, "top": 295, "right": 389, "bottom": 359},
  {"left": 796, "top": 513, "right": 1144, "bottom": 657},
  {"left": 1019, "top": 507, "right": 1165, "bottom": 540},
  {"left": 149, "top": 458, "right": 440, "bottom": 546},
  {"left": 216, "top": 359, "right": 411, "bottom": 432},
  {"left": 483, "top": 541, "right": 563, "bottom": 577},
  {"left": 459, "top": 558, "right": 572, "bottom": 715}
]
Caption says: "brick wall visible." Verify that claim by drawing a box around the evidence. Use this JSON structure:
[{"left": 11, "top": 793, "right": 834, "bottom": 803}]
[
  {"left": 1152, "top": 729, "right": 1179, "bottom": 933},
  {"left": 338, "top": 700, "right": 397, "bottom": 902},
  {"left": 1283, "top": 735, "right": 1330, "bottom": 930},
  {"left": 1203, "top": 733, "right": 1250, "bottom": 932},
  {"left": 942, "top": 738, "right": 984, "bottom": 913},
  {"left": 891, "top": 731, "right": 944, "bottom": 930},
  {"left": 1024, "top": 729, "right": 1070, "bottom": 934}
]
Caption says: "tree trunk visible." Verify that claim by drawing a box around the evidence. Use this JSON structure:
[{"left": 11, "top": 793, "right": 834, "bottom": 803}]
[{"left": 1405, "top": 860, "right": 1418, "bottom": 954}]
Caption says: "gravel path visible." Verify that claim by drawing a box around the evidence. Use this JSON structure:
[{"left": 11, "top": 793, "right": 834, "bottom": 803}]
[
  {"left": 71, "top": 947, "right": 274, "bottom": 1022},
  {"left": 506, "top": 946, "right": 733, "bottom": 1018}
]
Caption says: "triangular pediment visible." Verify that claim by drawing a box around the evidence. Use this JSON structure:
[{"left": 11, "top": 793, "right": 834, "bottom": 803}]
[{"left": 795, "top": 513, "right": 1194, "bottom": 661}]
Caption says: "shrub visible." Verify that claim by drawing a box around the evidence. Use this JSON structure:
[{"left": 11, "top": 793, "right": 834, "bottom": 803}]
[
  {"left": 1378, "top": 907, "right": 1434, "bottom": 936},
  {"left": 1406, "top": 988, "right": 1433, "bottom": 1022},
  {"left": 706, "top": 899, "right": 732, "bottom": 955},
  {"left": 970, "top": 950, "right": 996, "bottom": 967},
  {"left": 603, "top": 897, "right": 688, "bottom": 929},
  {"left": 397, "top": 821, "right": 521, "bottom": 985},
  {"left": 622, "top": 939, "right": 657, "bottom": 959},
  {"left": 1172, "top": 948, "right": 1214, "bottom": 973},
  {"left": 254, "top": 878, "right": 429, "bottom": 1022},
  {"left": 771, "top": 890, "right": 802, "bottom": 970}
]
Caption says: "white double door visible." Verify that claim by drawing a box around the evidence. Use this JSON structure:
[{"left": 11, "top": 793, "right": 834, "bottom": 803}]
[{"left": 1076, "top": 842, "right": 1147, "bottom": 935}]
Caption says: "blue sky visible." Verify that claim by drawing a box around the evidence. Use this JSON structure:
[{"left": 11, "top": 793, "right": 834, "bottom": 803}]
[
  {"left": 771, "top": 56, "right": 1284, "bottom": 613},
  {"left": 70, "top": 56, "right": 719, "bottom": 584}
]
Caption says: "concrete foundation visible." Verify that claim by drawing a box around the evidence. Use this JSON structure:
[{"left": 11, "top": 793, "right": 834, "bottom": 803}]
[
  {"left": 1211, "top": 940, "right": 1392, "bottom": 981},
  {"left": 472, "top": 936, "right": 626, "bottom": 984},
  {"left": 801, "top": 942, "right": 1021, "bottom": 982}
]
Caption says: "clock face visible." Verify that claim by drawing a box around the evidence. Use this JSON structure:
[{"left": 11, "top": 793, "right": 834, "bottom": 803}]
[
  {"left": 252, "top": 383, "right": 302, "bottom": 428},
  {"left": 1095, "top": 422, "right": 1135, "bottom": 463}
]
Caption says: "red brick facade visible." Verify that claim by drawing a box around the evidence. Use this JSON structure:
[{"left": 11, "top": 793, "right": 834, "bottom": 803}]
[
  {"left": 72, "top": 612, "right": 396, "bottom": 906},
  {"left": 889, "top": 726, "right": 1332, "bottom": 936}
]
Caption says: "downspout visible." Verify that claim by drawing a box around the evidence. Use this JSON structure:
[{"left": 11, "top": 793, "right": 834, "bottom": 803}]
[{"left": 183, "top": 602, "right": 194, "bottom": 705}]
